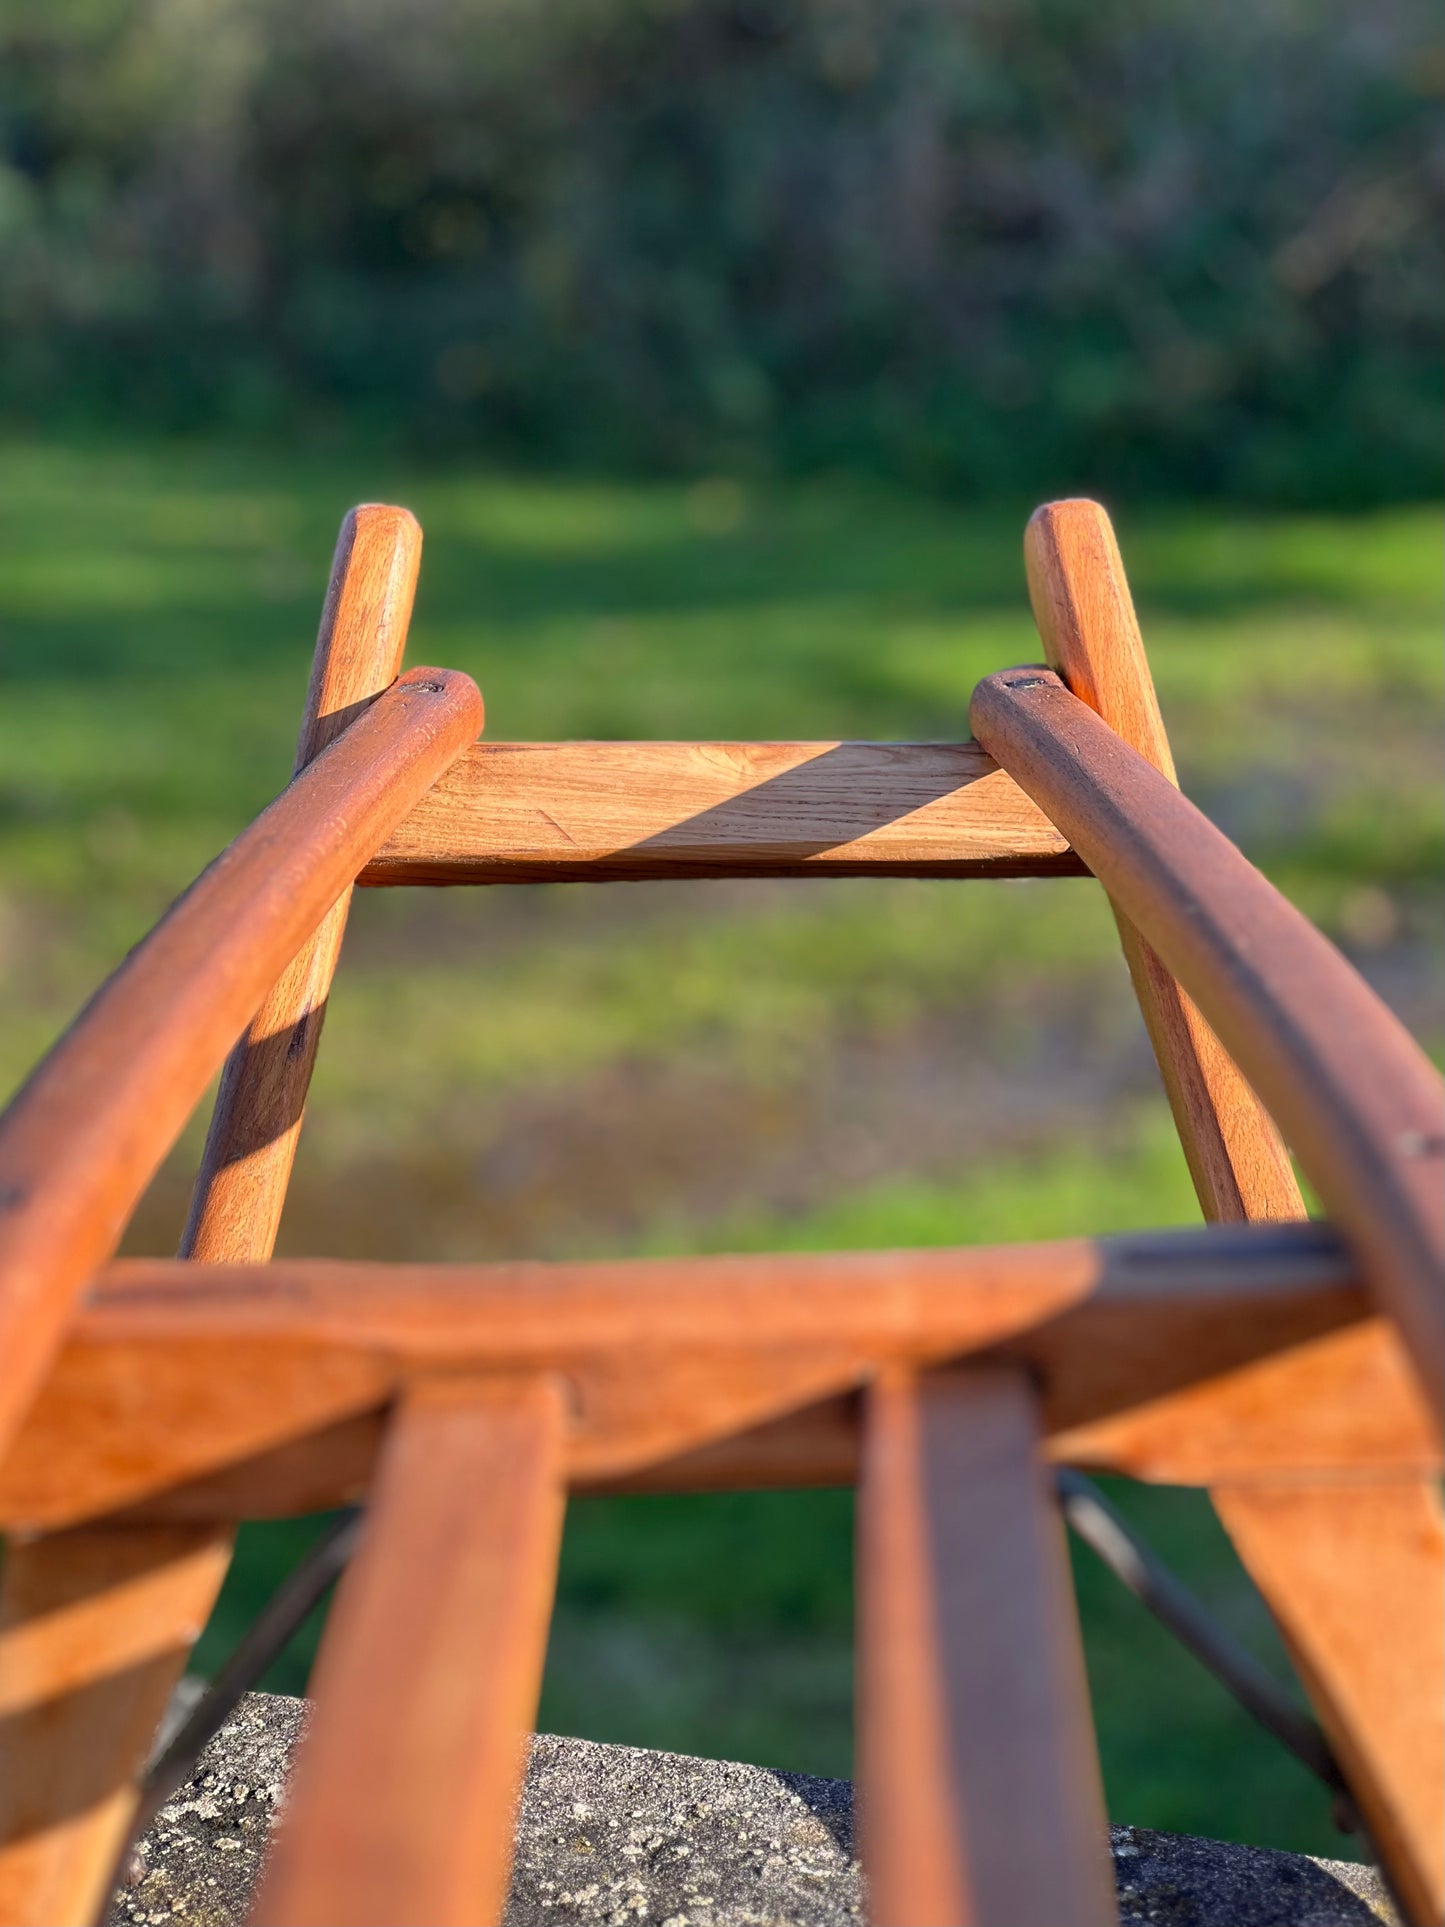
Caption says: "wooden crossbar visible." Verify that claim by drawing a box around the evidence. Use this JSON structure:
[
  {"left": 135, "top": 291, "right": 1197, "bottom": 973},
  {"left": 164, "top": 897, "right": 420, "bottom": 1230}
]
[
  {"left": 358, "top": 739, "right": 1085, "bottom": 882},
  {"left": 3, "top": 1226, "right": 1434, "bottom": 1534},
  {"left": 0, "top": 496, "right": 1440, "bottom": 1927}
]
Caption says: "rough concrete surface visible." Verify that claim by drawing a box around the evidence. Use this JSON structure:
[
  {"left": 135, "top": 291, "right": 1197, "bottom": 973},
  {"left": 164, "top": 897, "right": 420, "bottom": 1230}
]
[{"left": 107, "top": 1693, "right": 1398, "bottom": 1926}]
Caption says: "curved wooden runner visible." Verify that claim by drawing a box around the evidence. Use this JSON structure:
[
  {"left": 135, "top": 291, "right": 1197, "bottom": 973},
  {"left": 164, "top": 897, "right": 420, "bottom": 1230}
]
[{"left": 968, "top": 663, "right": 1444, "bottom": 1413}]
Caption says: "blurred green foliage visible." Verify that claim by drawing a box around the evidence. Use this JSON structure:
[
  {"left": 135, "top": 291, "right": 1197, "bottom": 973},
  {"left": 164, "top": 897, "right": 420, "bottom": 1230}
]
[{"left": 1, "top": 0, "right": 1441, "bottom": 498}]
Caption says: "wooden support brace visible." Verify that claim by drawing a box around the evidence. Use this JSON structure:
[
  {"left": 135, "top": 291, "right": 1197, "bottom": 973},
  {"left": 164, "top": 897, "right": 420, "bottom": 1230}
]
[
  {"left": 251, "top": 1375, "right": 567, "bottom": 1927},
  {"left": 0, "top": 1524, "right": 231, "bottom": 1927},
  {"left": 1214, "top": 1481, "right": 1445, "bottom": 1927},
  {"left": 855, "top": 1365, "right": 1114, "bottom": 1927},
  {"left": 183, "top": 503, "right": 422, "bottom": 1264}
]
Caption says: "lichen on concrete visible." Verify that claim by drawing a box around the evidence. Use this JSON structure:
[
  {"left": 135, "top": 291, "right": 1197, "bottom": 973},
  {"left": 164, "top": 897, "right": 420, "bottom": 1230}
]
[
  {"left": 107, "top": 1692, "right": 305, "bottom": 1927},
  {"left": 106, "top": 1693, "right": 1398, "bottom": 1926}
]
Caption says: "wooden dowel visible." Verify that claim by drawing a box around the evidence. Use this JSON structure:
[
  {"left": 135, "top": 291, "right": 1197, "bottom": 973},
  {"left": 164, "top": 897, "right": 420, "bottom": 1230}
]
[
  {"left": 251, "top": 1376, "right": 566, "bottom": 1927},
  {"left": 856, "top": 1365, "right": 1113, "bottom": 1926},
  {"left": 358, "top": 739, "right": 1084, "bottom": 882}
]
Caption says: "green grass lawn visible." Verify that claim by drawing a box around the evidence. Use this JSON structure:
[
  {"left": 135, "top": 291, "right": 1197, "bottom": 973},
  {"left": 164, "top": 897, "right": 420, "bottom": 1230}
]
[{"left": 1, "top": 436, "right": 1440, "bottom": 1861}]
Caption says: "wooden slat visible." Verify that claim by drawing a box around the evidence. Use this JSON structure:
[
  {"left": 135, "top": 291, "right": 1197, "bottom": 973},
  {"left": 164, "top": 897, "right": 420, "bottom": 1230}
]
[
  {"left": 182, "top": 503, "right": 422, "bottom": 1262},
  {"left": 0, "top": 1224, "right": 1414, "bottom": 1528},
  {"left": 1025, "top": 499, "right": 1303, "bottom": 1224},
  {"left": 0, "top": 663, "right": 481, "bottom": 1458},
  {"left": 0, "top": 1524, "right": 231, "bottom": 1926},
  {"left": 856, "top": 1365, "right": 1113, "bottom": 1927},
  {"left": 969, "top": 666, "right": 1445, "bottom": 1419},
  {"left": 1214, "top": 1481, "right": 1445, "bottom": 1925},
  {"left": 357, "top": 739, "right": 1085, "bottom": 883},
  {"left": 251, "top": 1375, "right": 566, "bottom": 1927}
]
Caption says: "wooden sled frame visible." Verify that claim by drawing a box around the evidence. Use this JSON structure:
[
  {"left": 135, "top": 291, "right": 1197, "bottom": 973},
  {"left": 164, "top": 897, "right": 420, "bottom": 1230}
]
[{"left": 0, "top": 500, "right": 1438, "bottom": 1927}]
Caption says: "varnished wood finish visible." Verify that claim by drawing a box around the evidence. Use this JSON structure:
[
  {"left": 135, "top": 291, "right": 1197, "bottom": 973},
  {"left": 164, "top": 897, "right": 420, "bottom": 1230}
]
[
  {"left": 0, "top": 1225, "right": 1395, "bottom": 1527},
  {"left": 599, "top": 1315, "right": 1438, "bottom": 1495},
  {"left": 1025, "top": 499, "right": 1303, "bottom": 1224},
  {"left": 1049, "top": 1318, "right": 1435, "bottom": 1486},
  {"left": 0, "top": 511, "right": 429, "bottom": 1927},
  {"left": 0, "top": 492, "right": 1436, "bottom": 1926},
  {"left": 0, "top": 512, "right": 430, "bottom": 1927},
  {"left": 1024, "top": 506, "right": 1445, "bottom": 1920},
  {"left": 251, "top": 1377, "right": 566, "bottom": 1927},
  {"left": 970, "top": 666, "right": 1445, "bottom": 1419},
  {"left": 0, "top": 1524, "right": 231, "bottom": 1926},
  {"left": 12, "top": 1317, "right": 1432, "bottom": 1528},
  {"left": 359, "top": 739, "right": 1084, "bottom": 883},
  {"left": 0, "top": 664, "right": 482, "bottom": 1457},
  {"left": 183, "top": 505, "right": 422, "bottom": 1263},
  {"left": 856, "top": 1366, "right": 1113, "bottom": 1927},
  {"left": 1215, "top": 1481, "right": 1445, "bottom": 1925}
]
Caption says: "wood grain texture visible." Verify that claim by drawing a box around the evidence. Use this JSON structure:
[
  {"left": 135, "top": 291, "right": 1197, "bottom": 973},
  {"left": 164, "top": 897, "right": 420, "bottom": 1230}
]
[
  {"left": 969, "top": 667, "right": 1445, "bottom": 1421},
  {"left": 251, "top": 1376, "right": 566, "bottom": 1927},
  {"left": 65, "top": 1312, "right": 1433, "bottom": 1525},
  {"left": 358, "top": 739, "right": 1085, "bottom": 883},
  {"left": 1023, "top": 505, "right": 1441, "bottom": 1925},
  {"left": 0, "top": 664, "right": 482, "bottom": 1459},
  {"left": 595, "top": 1314, "right": 1438, "bottom": 1495},
  {"left": 0, "top": 510, "right": 426, "bottom": 1927},
  {"left": 1049, "top": 1317, "right": 1436, "bottom": 1487},
  {"left": 0, "top": 1223, "right": 1403, "bottom": 1527},
  {"left": 182, "top": 504, "right": 422, "bottom": 1264},
  {"left": 0, "top": 512, "right": 429, "bottom": 1927},
  {"left": 856, "top": 1366, "right": 1113, "bottom": 1927},
  {"left": 1025, "top": 499, "right": 1303, "bottom": 1224},
  {"left": 0, "top": 1524, "right": 231, "bottom": 1926},
  {"left": 1214, "top": 1481, "right": 1445, "bottom": 1925}
]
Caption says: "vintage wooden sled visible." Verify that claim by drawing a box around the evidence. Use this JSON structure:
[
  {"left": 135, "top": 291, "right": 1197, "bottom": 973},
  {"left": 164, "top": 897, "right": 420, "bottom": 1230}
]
[{"left": 0, "top": 499, "right": 1438, "bottom": 1927}]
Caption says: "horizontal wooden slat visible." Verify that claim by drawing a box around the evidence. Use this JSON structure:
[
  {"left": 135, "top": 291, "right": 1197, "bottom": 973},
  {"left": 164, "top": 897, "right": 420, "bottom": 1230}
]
[
  {"left": 597, "top": 1315, "right": 1436, "bottom": 1494},
  {"left": 970, "top": 667, "right": 1445, "bottom": 1423},
  {"left": 357, "top": 740, "right": 1085, "bottom": 883},
  {"left": 4, "top": 1224, "right": 1434, "bottom": 1528},
  {"left": 80, "top": 1312, "right": 1433, "bottom": 1525}
]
